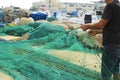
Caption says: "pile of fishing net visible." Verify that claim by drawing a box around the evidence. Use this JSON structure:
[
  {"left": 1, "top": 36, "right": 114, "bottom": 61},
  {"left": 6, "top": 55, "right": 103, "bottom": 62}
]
[
  {"left": 0, "top": 39, "right": 101, "bottom": 80},
  {"left": 74, "top": 28, "right": 102, "bottom": 49},
  {"left": 2, "top": 7, "right": 31, "bottom": 22},
  {"left": 0, "top": 22, "right": 102, "bottom": 80},
  {"left": 0, "top": 22, "right": 102, "bottom": 52}
]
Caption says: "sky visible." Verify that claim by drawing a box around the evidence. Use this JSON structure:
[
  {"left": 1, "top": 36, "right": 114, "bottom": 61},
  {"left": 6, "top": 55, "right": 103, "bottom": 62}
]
[
  {"left": 0, "top": 0, "right": 104, "bottom": 9},
  {"left": 0, "top": 0, "right": 40, "bottom": 9}
]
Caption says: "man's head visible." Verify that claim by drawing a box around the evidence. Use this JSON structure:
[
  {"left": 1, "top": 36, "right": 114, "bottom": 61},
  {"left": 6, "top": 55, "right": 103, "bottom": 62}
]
[
  {"left": 104, "top": 0, "right": 119, "bottom": 4},
  {"left": 104, "top": 0, "right": 112, "bottom": 4}
]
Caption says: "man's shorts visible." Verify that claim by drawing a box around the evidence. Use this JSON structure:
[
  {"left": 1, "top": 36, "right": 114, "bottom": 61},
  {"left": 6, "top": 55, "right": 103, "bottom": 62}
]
[{"left": 101, "top": 45, "right": 120, "bottom": 79}]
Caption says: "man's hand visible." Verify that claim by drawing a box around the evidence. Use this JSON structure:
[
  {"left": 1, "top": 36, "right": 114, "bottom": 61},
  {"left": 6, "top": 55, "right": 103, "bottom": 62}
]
[
  {"left": 80, "top": 24, "right": 88, "bottom": 31},
  {"left": 87, "top": 29, "right": 97, "bottom": 36},
  {"left": 87, "top": 29, "right": 103, "bottom": 36}
]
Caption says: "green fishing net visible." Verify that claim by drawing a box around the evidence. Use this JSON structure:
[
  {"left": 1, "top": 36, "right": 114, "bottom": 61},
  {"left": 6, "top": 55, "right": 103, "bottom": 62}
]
[
  {"left": 0, "top": 22, "right": 102, "bottom": 80},
  {"left": 47, "top": 17, "right": 58, "bottom": 22}
]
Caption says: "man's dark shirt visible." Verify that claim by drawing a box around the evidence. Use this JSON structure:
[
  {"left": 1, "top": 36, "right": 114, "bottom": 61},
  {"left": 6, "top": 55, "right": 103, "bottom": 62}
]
[{"left": 102, "top": 1, "right": 120, "bottom": 46}]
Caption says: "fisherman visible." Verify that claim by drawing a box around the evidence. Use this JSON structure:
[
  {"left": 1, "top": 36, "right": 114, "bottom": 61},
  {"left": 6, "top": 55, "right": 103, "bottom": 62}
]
[{"left": 80, "top": 0, "right": 120, "bottom": 80}]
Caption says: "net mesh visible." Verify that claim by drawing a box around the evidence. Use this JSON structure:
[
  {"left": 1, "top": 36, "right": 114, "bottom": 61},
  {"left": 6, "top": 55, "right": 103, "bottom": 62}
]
[{"left": 0, "top": 22, "right": 102, "bottom": 80}]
